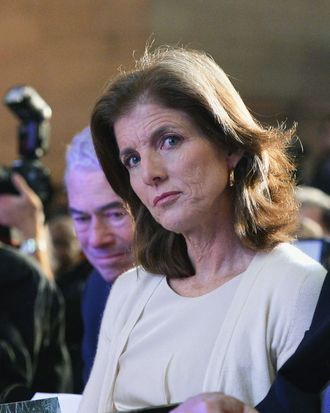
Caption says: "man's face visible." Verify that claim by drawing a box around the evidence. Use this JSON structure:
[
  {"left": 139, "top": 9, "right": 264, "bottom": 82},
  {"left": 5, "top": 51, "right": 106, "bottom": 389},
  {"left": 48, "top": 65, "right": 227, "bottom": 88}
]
[{"left": 67, "top": 168, "right": 134, "bottom": 282}]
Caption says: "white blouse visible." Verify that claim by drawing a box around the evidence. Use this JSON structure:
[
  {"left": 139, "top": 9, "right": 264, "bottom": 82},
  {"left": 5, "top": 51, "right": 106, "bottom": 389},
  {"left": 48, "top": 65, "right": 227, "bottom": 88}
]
[{"left": 113, "top": 274, "right": 243, "bottom": 410}]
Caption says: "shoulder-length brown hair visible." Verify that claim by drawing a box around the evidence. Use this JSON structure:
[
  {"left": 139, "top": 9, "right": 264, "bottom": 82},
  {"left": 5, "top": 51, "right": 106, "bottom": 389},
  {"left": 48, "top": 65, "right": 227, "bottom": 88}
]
[{"left": 91, "top": 46, "right": 298, "bottom": 278}]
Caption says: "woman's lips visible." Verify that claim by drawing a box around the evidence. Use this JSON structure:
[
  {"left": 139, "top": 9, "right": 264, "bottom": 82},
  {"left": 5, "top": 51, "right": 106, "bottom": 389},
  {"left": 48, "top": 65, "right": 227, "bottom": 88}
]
[{"left": 153, "top": 191, "right": 181, "bottom": 207}]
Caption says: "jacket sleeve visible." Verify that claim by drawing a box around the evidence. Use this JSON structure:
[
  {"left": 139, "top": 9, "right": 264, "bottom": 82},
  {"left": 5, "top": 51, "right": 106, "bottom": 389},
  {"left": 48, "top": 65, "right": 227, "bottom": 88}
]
[
  {"left": 256, "top": 272, "right": 330, "bottom": 413},
  {"left": 0, "top": 246, "right": 73, "bottom": 401},
  {"left": 0, "top": 320, "right": 34, "bottom": 402},
  {"left": 31, "top": 280, "right": 73, "bottom": 394}
]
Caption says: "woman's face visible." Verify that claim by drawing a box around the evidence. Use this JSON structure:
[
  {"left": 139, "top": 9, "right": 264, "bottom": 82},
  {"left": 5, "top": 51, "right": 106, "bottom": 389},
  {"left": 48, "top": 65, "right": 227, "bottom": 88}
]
[{"left": 114, "top": 102, "right": 242, "bottom": 234}]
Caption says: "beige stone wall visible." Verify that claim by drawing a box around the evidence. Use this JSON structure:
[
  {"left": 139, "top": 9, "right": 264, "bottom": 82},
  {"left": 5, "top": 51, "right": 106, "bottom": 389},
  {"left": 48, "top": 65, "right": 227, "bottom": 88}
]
[
  {"left": 152, "top": 0, "right": 330, "bottom": 100},
  {"left": 0, "top": 1, "right": 151, "bottom": 183},
  {"left": 151, "top": 0, "right": 330, "bottom": 177},
  {"left": 0, "top": 1, "right": 329, "bottom": 185}
]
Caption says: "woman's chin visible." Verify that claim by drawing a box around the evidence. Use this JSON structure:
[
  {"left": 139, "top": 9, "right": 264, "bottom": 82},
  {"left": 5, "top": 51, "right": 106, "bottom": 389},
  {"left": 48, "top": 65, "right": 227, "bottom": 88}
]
[{"left": 156, "top": 217, "right": 190, "bottom": 234}]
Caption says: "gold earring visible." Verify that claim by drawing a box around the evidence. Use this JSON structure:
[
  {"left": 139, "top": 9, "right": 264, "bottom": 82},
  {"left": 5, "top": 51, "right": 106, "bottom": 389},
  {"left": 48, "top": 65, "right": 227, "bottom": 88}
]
[{"left": 229, "top": 169, "right": 235, "bottom": 187}]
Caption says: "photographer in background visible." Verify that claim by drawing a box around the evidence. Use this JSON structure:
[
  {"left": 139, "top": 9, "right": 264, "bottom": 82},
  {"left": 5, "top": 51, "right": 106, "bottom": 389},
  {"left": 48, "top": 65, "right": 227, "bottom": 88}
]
[
  {"left": 0, "top": 85, "right": 54, "bottom": 279},
  {"left": 0, "top": 85, "right": 73, "bottom": 401}
]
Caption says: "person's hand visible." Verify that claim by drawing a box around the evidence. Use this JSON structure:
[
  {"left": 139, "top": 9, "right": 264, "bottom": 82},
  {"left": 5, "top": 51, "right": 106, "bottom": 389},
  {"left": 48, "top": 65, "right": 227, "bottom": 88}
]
[
  {"left": 0, "top": 173, "right": 44, "bottom": 239},
  {"left": 171, "top": 393, "right": 258, "bottom": 413},
  {"left": 0, "top": 174, "right": 53, "bottom": 279}
]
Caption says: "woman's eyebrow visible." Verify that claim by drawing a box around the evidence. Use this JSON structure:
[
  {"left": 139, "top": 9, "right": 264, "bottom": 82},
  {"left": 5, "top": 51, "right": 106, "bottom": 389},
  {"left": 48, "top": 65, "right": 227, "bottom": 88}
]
[
  {"left": 119, "top": 147, "right": 135, "bottom": 159},
  {"left": 119, "top": 125, "right": 178, "bottom": 158}
]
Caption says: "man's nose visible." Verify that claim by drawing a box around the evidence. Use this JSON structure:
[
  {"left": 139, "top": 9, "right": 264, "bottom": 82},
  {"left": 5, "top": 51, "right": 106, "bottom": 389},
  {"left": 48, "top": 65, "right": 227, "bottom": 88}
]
[{"left": 88, "top": 217, "right": 115, "bottom": 247}]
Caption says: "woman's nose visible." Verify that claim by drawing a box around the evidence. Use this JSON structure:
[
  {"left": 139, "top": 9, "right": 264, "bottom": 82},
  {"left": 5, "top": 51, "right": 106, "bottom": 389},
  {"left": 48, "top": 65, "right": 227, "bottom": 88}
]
[{"left": 141, "top": 153, "right": 167, "bottom": 186}]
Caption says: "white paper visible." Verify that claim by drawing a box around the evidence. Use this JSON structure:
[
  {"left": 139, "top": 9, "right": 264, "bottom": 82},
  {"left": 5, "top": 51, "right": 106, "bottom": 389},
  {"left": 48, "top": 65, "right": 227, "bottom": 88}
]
[{"left": 32, "top": 392, "right": 82, "bottom": 413}]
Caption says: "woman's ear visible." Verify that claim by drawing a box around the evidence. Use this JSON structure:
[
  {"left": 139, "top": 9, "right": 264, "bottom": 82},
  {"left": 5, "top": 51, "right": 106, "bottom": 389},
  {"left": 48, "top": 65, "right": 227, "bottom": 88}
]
[{"left": 227, "top": 148, "right": 244, "bottom": 170}]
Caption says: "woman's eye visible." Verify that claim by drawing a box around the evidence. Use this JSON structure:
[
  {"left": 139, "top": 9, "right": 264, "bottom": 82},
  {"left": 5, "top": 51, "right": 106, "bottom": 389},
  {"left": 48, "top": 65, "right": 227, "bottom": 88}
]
[
  {"left": 124, "top": 153, "right": 141, "bottom": 169},
  {"left": 161, "top": 135, "right": 181, "bottom": 149}
]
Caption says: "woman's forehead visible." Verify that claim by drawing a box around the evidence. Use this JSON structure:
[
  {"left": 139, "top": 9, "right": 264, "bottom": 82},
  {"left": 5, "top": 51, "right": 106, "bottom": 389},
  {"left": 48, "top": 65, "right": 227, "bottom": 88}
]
[{"left": 114, "top": 102, "right": 195, "bottom": 146}]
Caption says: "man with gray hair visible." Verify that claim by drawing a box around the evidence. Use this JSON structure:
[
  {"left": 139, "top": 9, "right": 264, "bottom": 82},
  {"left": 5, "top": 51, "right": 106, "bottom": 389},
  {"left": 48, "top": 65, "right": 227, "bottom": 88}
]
[
  {"left": 65, "top": 126, "right": 134, "bottom": 383},
  {"left": 65, "top": 126, "right": 133, "bottom": 282}
]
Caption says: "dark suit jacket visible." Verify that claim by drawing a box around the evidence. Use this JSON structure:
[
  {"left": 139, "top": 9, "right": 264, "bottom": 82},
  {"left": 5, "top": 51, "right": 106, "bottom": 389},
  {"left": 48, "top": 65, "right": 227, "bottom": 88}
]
[
  {"left": 0, "top": 244, "right": 72, "bottom": 402},
  {"left": 81, "top": 269, "right": 112, "bottom": 384},
  {"left": 256, "top": 272, "right": 330, "bottom": 413}
]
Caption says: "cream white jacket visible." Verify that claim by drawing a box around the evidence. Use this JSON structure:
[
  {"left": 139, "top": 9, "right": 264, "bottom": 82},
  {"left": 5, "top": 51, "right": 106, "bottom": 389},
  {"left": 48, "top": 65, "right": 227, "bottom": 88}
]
[{"left": 79, "top": 243, "right": 326, "bottom": 413}]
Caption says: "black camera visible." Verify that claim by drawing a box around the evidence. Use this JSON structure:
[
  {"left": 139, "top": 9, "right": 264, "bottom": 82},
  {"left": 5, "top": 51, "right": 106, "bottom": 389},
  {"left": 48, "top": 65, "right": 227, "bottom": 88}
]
[{"left": 0, "top": 85, "right": 53, "bottom": 207}]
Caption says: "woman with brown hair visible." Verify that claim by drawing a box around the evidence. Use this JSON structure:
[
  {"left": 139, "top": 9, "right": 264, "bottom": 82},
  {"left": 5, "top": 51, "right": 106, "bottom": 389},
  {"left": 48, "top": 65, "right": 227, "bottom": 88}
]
[{"left": 79, "top": 46, "right": 326, "bottom": 413}]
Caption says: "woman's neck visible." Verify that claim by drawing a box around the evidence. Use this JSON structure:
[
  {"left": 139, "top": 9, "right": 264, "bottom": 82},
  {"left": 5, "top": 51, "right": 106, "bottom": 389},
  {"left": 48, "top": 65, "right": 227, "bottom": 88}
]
[{"left": 169, "top": 223, "right": 255, "bottom": 297}]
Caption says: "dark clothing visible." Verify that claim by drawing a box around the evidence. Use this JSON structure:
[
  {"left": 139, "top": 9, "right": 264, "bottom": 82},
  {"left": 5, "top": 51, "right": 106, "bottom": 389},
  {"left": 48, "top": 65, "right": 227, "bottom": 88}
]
[
  {"left": 56, "top": 259, "right": 92, "bottom": 393},
  {"left": 0, "top": 244, "right": 72, "bottom": 402},
  {"left": 311, "top": 153, "right": 330, "bottom": 195},
  {"left": 81, "top": 269, "right": 111, "bottom": 384},
  {"left": 257, "top": 272, "right": 330, "bottom": 413}
]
